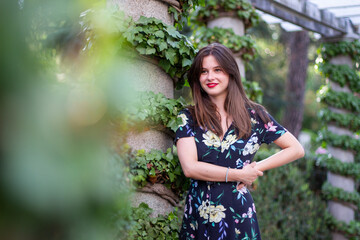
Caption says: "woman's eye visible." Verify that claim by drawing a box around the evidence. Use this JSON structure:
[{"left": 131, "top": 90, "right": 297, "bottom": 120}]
[
  {"left": 215, "top": 68, "right": 222, "bottom": 72},
  {"left": 201, "top": 70, "right": 207, "bottom": 74}
]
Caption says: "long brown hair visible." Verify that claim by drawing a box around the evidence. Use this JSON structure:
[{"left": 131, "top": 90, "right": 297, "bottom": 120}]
[{"left": 187, "top": 43, "right": 270, "bottom": 139}]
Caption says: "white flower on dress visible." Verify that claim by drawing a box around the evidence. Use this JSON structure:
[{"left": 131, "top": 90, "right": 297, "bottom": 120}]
[
  {"left": 251, "top": 117, "right": 258, "bottom": 124},
  {"left": 178, "top": 113, "right": 188, "bottom": 128},
  {"left": 220, "top": 134, "right": 237, "bottom": 152},
  {"left": 208, "top": 205, "right": 227, "bottom": 223},
  {"left": 202, "top": 130, "right": 221, "bottom": 148},
  {"left": 235, "top": 228, "right": 241, "bottom": 235},
  {"left": 198, "top": 200, "right": 211, "bottom": 219},
  {"left": 242, "top": 141, "right": 260, "bottom": 156}
]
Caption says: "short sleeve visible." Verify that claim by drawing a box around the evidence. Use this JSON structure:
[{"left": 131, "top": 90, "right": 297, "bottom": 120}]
[
  {"left": 257, "top": 112, "right": 287, "bottom": 144},
  {"left": 174, "top": 109, "right": 195, "bottom": 144}
]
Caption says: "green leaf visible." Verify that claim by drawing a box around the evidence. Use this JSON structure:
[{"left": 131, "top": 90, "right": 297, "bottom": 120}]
[{"left": 145, "top": 47, "right": 156, "bottom": 55}]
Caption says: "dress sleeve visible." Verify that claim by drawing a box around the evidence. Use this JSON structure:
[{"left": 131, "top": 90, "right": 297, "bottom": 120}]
[
  {"left": 174, "top": 109, "right": 195, "bottom": 144},
  {"left": 257, "top": 112, "right": 287, "bottom": 144}
]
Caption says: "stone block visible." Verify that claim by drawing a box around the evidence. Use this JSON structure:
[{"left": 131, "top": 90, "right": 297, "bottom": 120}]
[
  {"left": 133, "top": 192, "right": 175, "bottom": 217},
  {"left": 327, "top": 146, "right": 354, "bottom": 163},
  {"left": 332, "top": 232, "right": 348, "bottom": 240},
  {"left": 327, "top": 172, "right": 354, "bottom": 192},
  {"left": 329, "top": 81, "right": 352, "bottom": 93},
  {"left": 207, "top": 17, "right": 245, "bottom": 36},
  {"left": 127, "top": 129, "right": 173, "bottom": 152},
  {"left": 111, "top": 0, "right": 174, "bottom": 25},
  {"left": 328, "top": 124, "right": 354, "bottom": 138},
  {"left": 122, "top": 56, "right": 174, "bottom": 99},
  {"left": 329, "top": 55, "right": 353, "bottom": 68},
  {"left": 328, "top": 201, "right": 354, "bottom": 224}
]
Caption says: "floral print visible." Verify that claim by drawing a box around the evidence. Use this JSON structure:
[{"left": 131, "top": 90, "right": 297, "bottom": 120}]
[{"left": 175, "top": 108, "right": 286, "bottom": 240}]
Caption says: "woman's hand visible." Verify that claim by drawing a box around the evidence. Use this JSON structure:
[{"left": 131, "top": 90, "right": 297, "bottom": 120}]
[{"left": 239, "top": 162, "right": 263, "bottom": 185}]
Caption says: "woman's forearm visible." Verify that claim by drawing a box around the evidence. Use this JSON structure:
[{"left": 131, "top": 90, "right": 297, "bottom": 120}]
[{"left": 255, "top": 133, "right": 305, "bottom": 172}]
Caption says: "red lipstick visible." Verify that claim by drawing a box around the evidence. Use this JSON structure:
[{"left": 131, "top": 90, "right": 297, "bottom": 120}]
[{"left": 207, "top": 83, "right": 218, "bottom": 88}]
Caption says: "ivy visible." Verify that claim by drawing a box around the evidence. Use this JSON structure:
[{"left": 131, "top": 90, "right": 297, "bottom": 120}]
[
  {"left": 318, "top": 63, "right": 360, "bottom": 93},
  {"left": 318, "top": 108, "right": 360, "bottom": 132},
  {"left": 81, "top": 11, "right": 196, "bottom": 89},
  {"left": 319, "top": 40, "right": 360, "bottom": 66},
  {"left": 123, "top": 16, "right": 197, "bottom": 88},
  {"left": 128, "top": 202, "right": 181, "bottom": 240},
  {"left": 190, "top": 0, "right": 260, "bottom": 29},
  {"left": 129, "top": 147, "right": 190, "bottom": 195},
  {"left": 168, "top": 0, "right": 205, "bottom": 30},
  {"left": 317, "top": 129, "right": 360, "bottom": 153},
  {"left": 317, "top": 85, "right": 360, "bottom": 113},
  {"left": 191, "top": 26, "right": 257, "bottom": 61},
  {"left": 316, "top": 154, "right": 360, "bottom": 179},
  {"left": 129, "top": 91, "right": 186, "bottom": 133},
  {"left": 325, "top": 212, "right": 360, "bottom": 239},
  {"left": 322, "top": 182, "right": 360, "bottom": 209}
]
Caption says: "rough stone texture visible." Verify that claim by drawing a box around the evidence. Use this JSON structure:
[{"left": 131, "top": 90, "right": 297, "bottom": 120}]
[
  {"left": 332, "top": 232, "right": 348, "bottom": 240},
  {"left": 127, "top": 129, "right": 173, "bottom": 152},
  {"left": 327, "top": 146, "right": 354, "bottom": 163},
  {"left": 328, "top": 124, "right": 354, "bottom": 138},
  {"left": 207, "top": 17, "right": 245, "bottom": 36},
  {"left": 123, "top": 56, "right": 174, "bottom": 99},
  {"left": 110, "top": 0, "right": 173, "bottom": 25},
  {"left": 328, "top": 201, "right": 355, "bottom": 224},
  {"left": 329, "top": 106, "right": 352, "bottom": 115},
  {"left": 329, "top": 81, "right": 352, "bottom": 94},
  {"left": 329, "top": 55, "right": 353, "bottom": 68},
  {"left": 133, "top": 192, "right": 174, "bottom": 217},
  {"left": 327, "top": 172, "right": 354, "bottom": 192}
]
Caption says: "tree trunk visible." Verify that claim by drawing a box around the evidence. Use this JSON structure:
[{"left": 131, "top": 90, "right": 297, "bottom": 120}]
[{"left": 283, "top": 30, "right": 309, "bottom": 138}]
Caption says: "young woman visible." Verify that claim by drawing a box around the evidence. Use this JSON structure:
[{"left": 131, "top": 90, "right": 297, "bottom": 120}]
[{"left": 175, "top": 43, "right": 304, "bottom": 240}]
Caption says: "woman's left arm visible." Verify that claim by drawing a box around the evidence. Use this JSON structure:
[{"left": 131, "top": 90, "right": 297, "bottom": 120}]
[{"left": 255, "top": 132, "right": 305, "bottom": 172}]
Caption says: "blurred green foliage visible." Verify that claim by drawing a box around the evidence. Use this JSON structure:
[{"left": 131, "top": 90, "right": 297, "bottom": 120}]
[
  {"left": 252, "top": 148, "right": 331, "bottom": 240},
  {"left": 0, "top": 1, "right": 138, "bottom": 239}
]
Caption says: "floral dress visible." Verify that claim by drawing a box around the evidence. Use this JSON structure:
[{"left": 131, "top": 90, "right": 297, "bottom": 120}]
[{"left": 175, "top": 108, "right": 287, "bottom": 240}]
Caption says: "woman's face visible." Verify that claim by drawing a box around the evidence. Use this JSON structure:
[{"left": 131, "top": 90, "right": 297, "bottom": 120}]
[{"left": 199, "top": 55, "right": 230, "bottom": 100}]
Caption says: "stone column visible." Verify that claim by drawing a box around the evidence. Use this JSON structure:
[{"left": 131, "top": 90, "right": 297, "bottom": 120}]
[
  {"left": 323, "top": 22, "right": 359, "bottom": 239},
  {"left": 207, "top": 15, "right": 246, "bottom": 78},
  {"left": 110, "top": 0, "right": 176, "bottom": 217}
]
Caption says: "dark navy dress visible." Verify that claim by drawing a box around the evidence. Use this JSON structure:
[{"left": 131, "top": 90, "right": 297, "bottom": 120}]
[{"left": 175, "top": 108, "right": 286, "bottom": 240}]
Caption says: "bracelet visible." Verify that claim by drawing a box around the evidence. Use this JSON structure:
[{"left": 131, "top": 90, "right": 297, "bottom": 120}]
[{"left": 225, "top": 167, "right": 230, "bottom": 183}]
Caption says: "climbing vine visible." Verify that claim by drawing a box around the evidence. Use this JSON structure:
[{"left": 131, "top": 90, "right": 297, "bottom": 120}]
[
  {"left": 317, "top": 85, "right": 360, "bottom": 113},
  {"left": 316, "top": 154, "right": 360, "bottom": 180},
  {"left": 318, "top": 129, "right": 360, "bottom": 152},
  {"left": 318, "top": 63, "right": 360, "bottom": 93},
  {"left": 129, "top": 91, "right": 186, "bottom": 133},
  {"left": 316, "top": 40, "right": 360, "bottom": 237},
  {"left": 81, "top": 10, "right": 197, "bottom": 88},
  {"left": 128, "top": 147, "right": 190, "bottom": 195},
  {"left": 318, "top": 108, "right": 360, "bottom": 133},
  {"left": 127, "top": 202, "right": 181, "bottom": 240},
  {"left": 190, "top": 0, "right": 260, "bottom": 29},
  {"left": 191, "top": 26, "right": 257, "bottom": 61},
  {"left": 319, "top": 40, "right": 360, "bottom": 66}
]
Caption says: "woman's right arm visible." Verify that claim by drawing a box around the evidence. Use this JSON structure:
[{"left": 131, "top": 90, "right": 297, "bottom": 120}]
[{"left": 177, "top": 137, "right": 263, "bottom": 185}]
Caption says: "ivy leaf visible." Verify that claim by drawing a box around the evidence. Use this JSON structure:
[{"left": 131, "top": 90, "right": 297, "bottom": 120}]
[
  {"left": 146, "top": 47, "right": 156, "bottom": 55},
  {"left": 165, "top": 49, "right": 176, "bottom": 64},
  {"left": 158, "top": 41, "right": 168, "bottom": 51},
  {"left": 159, "top": 59, "right": 171, "bottom": 73},
  {"left": 136, "top": 46, "right": 146, "bottom": 54},
  {"left": 154, "top": 30, "right": 165, "bottom": 38},
  {"left": 182, "top": 58, "right": 192, "bottom": 67}
]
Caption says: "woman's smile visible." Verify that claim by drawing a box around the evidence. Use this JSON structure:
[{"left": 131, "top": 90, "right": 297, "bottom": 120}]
[{"left": 206, "top": 83, "right": 218, "bottom": 88}]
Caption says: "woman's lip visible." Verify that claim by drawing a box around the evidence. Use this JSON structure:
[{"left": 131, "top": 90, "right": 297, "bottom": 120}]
[{"left": 207, "top": 83, "right": 218, "bottom": 88}]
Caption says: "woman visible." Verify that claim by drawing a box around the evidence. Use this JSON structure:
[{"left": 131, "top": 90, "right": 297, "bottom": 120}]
[{"left": 175, "top": 43, "right": 304, "bottom": 240}]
